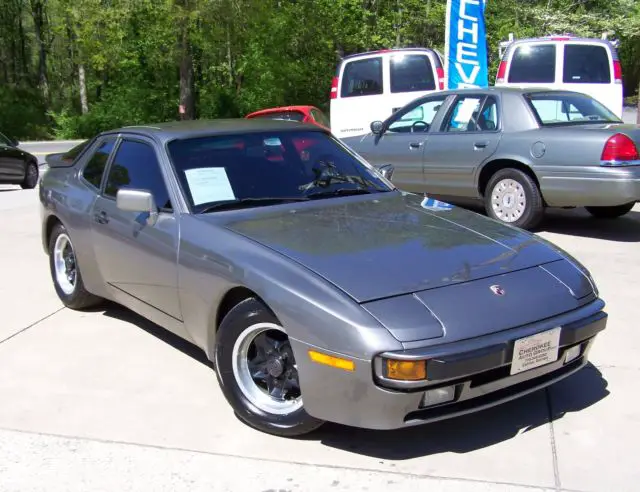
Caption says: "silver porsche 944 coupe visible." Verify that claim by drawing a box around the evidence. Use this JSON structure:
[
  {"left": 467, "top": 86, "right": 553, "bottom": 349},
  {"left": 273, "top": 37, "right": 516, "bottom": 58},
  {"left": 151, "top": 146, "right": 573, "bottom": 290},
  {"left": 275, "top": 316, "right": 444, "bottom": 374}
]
[{"left": 39, "top": 119, "right": 607, "bottom": 437}]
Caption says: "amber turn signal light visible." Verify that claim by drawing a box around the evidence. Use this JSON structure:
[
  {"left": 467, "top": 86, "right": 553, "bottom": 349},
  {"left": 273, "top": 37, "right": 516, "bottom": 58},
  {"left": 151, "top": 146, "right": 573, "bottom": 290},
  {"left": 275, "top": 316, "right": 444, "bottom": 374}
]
[
  {"left": 386, "top": 359, "right": 426, "bottom": 381},
  {"left": 308, "top": 350, "right": 355, "bottom": 371}
]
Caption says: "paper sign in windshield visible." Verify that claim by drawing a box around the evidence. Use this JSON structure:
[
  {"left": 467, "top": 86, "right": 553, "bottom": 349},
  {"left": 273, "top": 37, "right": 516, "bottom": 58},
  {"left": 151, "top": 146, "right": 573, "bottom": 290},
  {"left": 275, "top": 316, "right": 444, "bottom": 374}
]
[
  {"left": 421, "top": 197, "right": 454, "bottom": 211},
  {"left": 453, "top": 97, "right": 481, "bottom": 124},
  {"left": 184, "top": 167, "right": 236, "bottom": 206}
]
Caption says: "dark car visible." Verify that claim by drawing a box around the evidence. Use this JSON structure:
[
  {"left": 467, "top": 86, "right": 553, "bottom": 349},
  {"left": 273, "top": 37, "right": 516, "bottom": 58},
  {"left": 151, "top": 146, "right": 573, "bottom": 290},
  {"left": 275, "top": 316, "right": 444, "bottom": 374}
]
[
  {"left": 39, "top": 118, "right": 606, "bottom": 437},
  {"left": 0, "top": 132, "right": 39, "bottom": 189}
]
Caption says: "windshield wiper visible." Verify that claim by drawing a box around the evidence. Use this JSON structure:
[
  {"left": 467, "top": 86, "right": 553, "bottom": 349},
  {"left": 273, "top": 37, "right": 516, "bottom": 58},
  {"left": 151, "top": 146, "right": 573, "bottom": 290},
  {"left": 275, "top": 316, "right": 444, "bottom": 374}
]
[
  {"left": 305, "top": 188, "right": 378, "bottom": 199},
  {"left": 199, "top": 197, "right": 309, "bottom": 213}
]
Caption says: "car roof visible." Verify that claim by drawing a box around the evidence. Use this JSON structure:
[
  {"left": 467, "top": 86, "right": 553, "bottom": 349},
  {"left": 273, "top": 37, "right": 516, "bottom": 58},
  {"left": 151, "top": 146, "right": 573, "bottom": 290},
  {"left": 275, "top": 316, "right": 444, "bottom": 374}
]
[
  {"left": 246, "top": 105, "right": 319, "bottom": 117},
  {"left": 101, "top": 118, "right": 327, "bottom": 142},
  {"left": 428, "top": 87, "right": 594, "bottom": 97}
]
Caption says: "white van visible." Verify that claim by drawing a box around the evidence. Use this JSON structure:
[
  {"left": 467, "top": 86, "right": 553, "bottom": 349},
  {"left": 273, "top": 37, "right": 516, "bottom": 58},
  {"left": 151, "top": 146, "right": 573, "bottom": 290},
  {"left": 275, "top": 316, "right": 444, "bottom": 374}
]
[
  {"left": 495, "top": 35, "right": 623, "bottom": 118},
  {"left": 329, "top": 48, "right": 444, "bottom": 139}
]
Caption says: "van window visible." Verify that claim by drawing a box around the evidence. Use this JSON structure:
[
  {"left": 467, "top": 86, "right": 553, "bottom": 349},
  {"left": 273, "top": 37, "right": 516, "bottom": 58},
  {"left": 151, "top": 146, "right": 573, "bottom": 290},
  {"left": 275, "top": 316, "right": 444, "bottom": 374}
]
[
  {"left": 340, "top": 57, "right": 383, "bottom": 98},
  {"left": 390, "top": 54, "right": 435, "bottom": 93},
  {"left": 508, "top": 44, "right": 556, "bottom": 83},
  {"left": 563, "top": 44, "right": 611, "bottom": 84}
]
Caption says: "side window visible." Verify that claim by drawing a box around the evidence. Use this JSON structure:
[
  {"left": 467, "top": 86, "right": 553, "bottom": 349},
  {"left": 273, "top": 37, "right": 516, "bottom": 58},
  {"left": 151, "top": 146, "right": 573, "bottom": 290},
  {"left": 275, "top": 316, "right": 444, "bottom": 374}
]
[
  {"left": 508, "top": 44, "right": 556, "bottom": 83},
  {"left": 444, "top": 96, "right": 484, "bottom": 132},
  {"left": 390, "top": 54, "right": 436, "bottom": 93},
  {"left": 476, "top": 97, "right": 499, "bottom": 131},
  {"left": 563, "top": 44, "right": 611, "bottom": 84},
  {"left": 82, "top": 138, "right": 116, "bottom": 189},
  {"left": 0, "top": 132, "right": 11, "bottom": 145},
  {"left": 104, "top": 140, "right": 172, "bottom": 211},
  {"left": 310, "top": 109, "right": 330, "bottom": 127},
  {"left": 388, "top": 96, "right": 447, "bottom": 133},
  {"left": 340, "top": 57, "right": 383, "bottom": 98}
]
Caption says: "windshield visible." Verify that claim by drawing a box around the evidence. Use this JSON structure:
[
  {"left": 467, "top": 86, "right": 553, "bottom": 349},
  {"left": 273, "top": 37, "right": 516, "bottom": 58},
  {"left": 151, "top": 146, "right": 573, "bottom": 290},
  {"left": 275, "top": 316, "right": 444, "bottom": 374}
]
[
  {"left": 166, "top": 130, "right": 393, "bottom": 212},
  {"left": 524, "top": 92, "right": 621, "bottom": 126}
]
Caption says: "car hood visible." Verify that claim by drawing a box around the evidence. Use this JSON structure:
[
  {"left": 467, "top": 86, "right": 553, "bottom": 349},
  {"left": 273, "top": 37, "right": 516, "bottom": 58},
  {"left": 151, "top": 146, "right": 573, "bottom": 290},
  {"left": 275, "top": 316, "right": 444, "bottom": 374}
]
[{"left": 222, "top": 192, "right": 568, "bottom": 303}]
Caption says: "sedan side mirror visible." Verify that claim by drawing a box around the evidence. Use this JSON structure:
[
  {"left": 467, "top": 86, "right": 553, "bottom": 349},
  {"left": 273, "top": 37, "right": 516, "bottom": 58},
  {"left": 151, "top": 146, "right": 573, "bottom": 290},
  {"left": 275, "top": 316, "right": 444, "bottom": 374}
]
[
  {"left": 370, "top": 120, "right": 384, "bottom": 134},
  {"left": 377, "top": 164, "right": 395, "bottom": 180},
  {"left": 116, "top": 189, "right": 158, "bottom": 226}
]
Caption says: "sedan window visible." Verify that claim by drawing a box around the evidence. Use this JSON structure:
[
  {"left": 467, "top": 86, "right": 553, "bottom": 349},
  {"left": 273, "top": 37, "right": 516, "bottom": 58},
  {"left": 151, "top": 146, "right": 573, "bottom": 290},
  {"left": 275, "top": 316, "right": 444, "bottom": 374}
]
[
  {"left": 525, "top": 92, "right": 621, "bottom": 126},
  {"left": 388, "top": 96, "right": 446, "bottom": 133},
  {"left": 444, "top": 96, "right": 484, "bottom": 132},
  {"left": 167, "top": 130, "right": 393, "bottom": 213},
  {"left": 104, "top": 140, "right": 172, "bottom": 211}
]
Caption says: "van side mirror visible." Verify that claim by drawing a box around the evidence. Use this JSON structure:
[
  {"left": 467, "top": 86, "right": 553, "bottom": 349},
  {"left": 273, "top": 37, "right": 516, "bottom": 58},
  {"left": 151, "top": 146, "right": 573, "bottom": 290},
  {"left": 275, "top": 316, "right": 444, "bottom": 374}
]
[
  {"left": 370, "top": 121, "right": 384, "bottom": 134},
  {"left": 116, "top": 189, "right": 158, "bottom": 226}
]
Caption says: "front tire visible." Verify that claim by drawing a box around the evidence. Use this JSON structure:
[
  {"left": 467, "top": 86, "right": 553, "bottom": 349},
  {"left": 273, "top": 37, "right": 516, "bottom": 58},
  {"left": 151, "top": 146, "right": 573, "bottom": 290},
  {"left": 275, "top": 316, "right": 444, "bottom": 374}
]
[
  {"left": 21, "top": 161, "right": 38, "bottom": 189},
  {"left": 585, "top": 202, "right": 635, "bottom": 219},
  {"left": 214, "top": 297, "right": 324, "bottom": 437},
  {"left": 484, "top": 168, "right": 544, "bottom": 230},
  {"left": 48, "top": 223, "right": 102, "bottom": 309}
]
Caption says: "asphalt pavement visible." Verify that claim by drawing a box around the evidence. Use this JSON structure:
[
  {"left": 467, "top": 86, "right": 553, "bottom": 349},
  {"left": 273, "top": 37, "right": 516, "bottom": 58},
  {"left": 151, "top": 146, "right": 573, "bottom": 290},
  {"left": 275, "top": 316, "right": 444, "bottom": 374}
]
[{"left": 1, "top": 170, "right": 639, "bottom": 491}]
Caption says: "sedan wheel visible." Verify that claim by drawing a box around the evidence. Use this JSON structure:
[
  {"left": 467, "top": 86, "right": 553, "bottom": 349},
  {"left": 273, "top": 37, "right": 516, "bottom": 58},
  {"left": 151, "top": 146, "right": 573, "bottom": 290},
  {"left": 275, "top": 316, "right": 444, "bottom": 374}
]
[
  {"left": 48, "top": 223, "right": 102, "bottom": 309},
  {"left": 484, "top": 168, "right": 544, "bottom": 230},
  {"left": 21, "top": 162, "right": 38, "bottom": 189},
  {"left": 215, "top": 297, "right": 324, "bottom": 437}
]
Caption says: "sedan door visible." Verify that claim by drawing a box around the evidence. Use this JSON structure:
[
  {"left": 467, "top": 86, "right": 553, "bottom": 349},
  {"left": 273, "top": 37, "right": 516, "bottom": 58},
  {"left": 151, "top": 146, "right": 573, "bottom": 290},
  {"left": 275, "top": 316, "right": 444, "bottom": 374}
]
[
  {"left": 89, "top": 136, "right": 186, "bottom": 336},
  {"left": 422, "top": 94, "right": 501, "bottom": 198},
  {"left": 355, "top": 95, "right": 448, "bottom": 193},
  {"left": 0, "top": 132, "right": 25, "bottom": 182}
]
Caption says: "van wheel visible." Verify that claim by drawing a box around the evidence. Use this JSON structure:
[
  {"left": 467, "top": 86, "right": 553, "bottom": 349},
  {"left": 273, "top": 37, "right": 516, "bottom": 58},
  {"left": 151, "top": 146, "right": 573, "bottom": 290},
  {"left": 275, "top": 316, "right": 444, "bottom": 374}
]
[
  {"left": 484, "top": 168, "right": 544, "bottom": 230},
  {"left": 585, "top": 203, "right": 635, "bottom": 219}
]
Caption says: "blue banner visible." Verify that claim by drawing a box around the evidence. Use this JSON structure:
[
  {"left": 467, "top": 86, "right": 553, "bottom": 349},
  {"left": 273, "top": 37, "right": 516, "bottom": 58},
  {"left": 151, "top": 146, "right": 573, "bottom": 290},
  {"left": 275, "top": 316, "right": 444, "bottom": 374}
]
[{"left": 444, "top": 0, "right": 489, "bottom": 89}]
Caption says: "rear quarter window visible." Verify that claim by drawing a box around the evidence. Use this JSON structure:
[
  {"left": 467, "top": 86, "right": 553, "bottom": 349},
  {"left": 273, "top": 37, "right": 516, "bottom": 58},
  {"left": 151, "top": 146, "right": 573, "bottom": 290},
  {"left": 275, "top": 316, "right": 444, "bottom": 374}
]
[
  {"left": 340, "top": 57, "right": 383, "bottom": 98},
  {"left": 390, "top": 54, "right": 435, "bottom": 93},
  {"left": 508, "top": 44, "right": 556, "bottom": 83},
  {"left": 563, "top": 44, "right": 611, "bottom": 84}
]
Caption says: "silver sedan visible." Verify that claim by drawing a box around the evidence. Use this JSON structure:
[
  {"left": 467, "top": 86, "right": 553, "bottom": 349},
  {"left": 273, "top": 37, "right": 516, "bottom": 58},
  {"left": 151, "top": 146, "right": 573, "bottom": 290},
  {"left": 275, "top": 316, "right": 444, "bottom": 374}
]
[{"left": 341, "top": 87, "right": 640, "bottom": 229}]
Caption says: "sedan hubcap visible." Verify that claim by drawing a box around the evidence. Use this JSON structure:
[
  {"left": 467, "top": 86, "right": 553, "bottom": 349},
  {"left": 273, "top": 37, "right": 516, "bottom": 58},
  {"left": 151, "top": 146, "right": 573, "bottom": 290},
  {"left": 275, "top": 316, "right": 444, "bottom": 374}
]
[
  {"left": 53, "top": 233, "right": 77, "bottom": 295},
  {"left": 232, "top": 323, "right": 302, "bottom": 415},
  {"left": 491, "top": 179, "right": 526, "bottom": 223}
]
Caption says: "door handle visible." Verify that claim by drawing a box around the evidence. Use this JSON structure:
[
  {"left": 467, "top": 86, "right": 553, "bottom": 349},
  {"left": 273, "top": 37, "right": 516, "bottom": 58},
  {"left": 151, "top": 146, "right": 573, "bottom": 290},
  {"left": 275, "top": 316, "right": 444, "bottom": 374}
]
[
  {"left": 474, "top": 141, "right": 489, "bottom": 150},
  {"left": 409, "top": 142, "right": 423, "bottom": 149},
  {"left": 93, "top": 210, "right": 109, "bottom": 224}
]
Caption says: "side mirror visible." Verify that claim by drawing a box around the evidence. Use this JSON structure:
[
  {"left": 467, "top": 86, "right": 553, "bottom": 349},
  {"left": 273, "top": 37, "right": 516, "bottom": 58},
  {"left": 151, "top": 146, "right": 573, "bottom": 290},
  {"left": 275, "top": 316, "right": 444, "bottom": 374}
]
[
  {"left": 377, "top": 164, "right": 395, "bottom": 180},
  {"left": 116, "top": 189, "right": 158, "bottom": 226},
  {"left": 370, "top": 120, "right": 384, "bottom": 134}
]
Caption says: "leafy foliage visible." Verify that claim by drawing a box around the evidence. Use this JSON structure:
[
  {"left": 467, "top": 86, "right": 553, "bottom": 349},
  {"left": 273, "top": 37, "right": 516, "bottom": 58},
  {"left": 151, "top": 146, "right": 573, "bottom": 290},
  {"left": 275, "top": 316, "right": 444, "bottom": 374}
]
[{"left": 0, "top": 0, "right": 638, "bottom": 139}]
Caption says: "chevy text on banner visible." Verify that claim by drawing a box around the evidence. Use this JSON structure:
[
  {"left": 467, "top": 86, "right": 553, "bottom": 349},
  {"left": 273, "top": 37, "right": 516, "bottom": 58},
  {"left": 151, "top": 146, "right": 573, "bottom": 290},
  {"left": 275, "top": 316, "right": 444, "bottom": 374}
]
[{"left": 444, "top": 0, "right": 489, "bottom": 89}]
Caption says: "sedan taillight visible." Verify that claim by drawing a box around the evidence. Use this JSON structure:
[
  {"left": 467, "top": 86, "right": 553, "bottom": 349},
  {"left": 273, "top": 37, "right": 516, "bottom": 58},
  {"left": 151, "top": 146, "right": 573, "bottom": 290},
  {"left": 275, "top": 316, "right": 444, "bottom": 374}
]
[{"left": 601, "top": 133, "right": 640, "bottom": 164}]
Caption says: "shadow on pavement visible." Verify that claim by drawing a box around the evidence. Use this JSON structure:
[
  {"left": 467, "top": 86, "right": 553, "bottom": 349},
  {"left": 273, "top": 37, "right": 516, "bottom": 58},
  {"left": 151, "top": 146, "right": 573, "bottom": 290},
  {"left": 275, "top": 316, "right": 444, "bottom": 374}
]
[
  {"left": 538, "top": 209, "right": 640, "bottom": 242},
  {"left": 93, "top": 302, "right": 609, "bottom": 459},
  {"left": 98, "top": 301, "right": 213, "bottom": 369},
  {"left": 311, "top": 364, "right": 608, "bottom": 459}
]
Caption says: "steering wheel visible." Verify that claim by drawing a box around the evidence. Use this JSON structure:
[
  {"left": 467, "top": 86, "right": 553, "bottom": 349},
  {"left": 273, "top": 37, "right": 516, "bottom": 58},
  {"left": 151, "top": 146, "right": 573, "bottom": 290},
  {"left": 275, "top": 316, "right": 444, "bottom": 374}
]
[{"left": 411, "top": 121, "right": 429, "bottom": 133}]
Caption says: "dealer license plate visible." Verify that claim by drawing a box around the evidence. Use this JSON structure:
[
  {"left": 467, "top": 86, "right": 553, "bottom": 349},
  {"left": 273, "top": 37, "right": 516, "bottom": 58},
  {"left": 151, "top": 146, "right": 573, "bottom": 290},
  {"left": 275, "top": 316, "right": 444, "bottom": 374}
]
[{"left": 510, "top": 327, "right": 561, "bottom": 376}]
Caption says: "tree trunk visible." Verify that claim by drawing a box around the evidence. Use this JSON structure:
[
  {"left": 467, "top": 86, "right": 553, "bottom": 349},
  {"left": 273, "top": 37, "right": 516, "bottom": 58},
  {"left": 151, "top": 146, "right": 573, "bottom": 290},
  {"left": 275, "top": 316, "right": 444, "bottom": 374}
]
[
  {"left": 79, "top": 64, "right": 89, "bottom": 114},
  {"left": 636, "top": 80, "right": 640, "bottom": 125},
  {"left": 30, "top": 0, "right": 49, "bottom": 102},
  {"left": 178, "top": 2, "right": 195, "bottom": 120}
]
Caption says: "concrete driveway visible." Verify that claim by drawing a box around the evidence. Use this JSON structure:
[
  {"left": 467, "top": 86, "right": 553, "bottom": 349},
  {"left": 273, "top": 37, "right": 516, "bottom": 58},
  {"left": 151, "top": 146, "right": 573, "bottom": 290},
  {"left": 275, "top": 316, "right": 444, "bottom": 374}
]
[{"left": 1, "top": 165, "right": 639, "bottom": 491}]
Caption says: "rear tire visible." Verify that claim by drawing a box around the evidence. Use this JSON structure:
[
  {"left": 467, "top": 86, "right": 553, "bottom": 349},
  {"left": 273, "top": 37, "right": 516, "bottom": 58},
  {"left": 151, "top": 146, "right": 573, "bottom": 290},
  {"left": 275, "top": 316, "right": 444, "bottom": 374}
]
[
  {"left": 585, "top": 203, "right": 635, "bottom": 219},
  {"left": 214, "top": 297, "right": 324, "bottom": 437},
  {"left": 484, "top": 168, "right": 544, "bottom": 230},
  {"left": 20, "top": 161, "right": 38, "bottom": 189},
  {"left": 48, "top": 223, "right": 102, "bottom": 310}
]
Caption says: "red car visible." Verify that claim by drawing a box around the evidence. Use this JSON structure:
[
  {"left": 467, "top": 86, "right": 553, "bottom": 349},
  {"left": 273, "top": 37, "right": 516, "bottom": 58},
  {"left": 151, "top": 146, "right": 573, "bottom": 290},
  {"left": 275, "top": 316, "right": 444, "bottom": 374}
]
[{"left": 245, "top": 105, "right": 330, "bottom": 130}]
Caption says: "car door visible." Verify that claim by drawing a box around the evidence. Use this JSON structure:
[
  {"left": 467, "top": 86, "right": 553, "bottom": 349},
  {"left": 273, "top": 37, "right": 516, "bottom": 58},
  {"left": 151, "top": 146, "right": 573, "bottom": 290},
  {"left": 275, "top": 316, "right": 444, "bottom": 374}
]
[
  {"left": 90, "top": 136, "right": 184, "bottom": 330},
  {"left": 0, "top": 132, "right": 24, "bottom": 182},
  {"left": 365, "top": 94, "right": 448, "bottom": 192},
  {"left": 422, "top": 94, "right": 501, "bottom": 198}
]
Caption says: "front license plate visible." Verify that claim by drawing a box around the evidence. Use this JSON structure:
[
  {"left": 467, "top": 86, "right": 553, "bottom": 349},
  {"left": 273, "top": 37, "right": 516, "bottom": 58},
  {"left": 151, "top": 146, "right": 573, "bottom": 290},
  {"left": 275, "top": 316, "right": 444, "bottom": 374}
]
[{"left": 510, "top": 327, "right": 561, "bottom": 375}]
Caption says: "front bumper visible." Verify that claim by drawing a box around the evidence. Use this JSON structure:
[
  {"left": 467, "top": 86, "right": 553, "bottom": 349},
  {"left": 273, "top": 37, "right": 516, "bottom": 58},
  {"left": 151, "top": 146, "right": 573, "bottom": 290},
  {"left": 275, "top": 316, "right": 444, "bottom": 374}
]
[
  {"left": 539, "top": 166, "right": 640, "bottom": 207},
  {"left": 290, "top": 299, "right": 606, "bottom": 430}
]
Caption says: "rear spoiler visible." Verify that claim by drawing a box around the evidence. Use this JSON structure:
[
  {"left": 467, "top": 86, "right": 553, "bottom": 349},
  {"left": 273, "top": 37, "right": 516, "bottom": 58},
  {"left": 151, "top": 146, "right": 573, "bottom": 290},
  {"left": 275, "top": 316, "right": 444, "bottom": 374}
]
[{"left": 45, "top": 152, "right": 75, "bottom": 168}]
